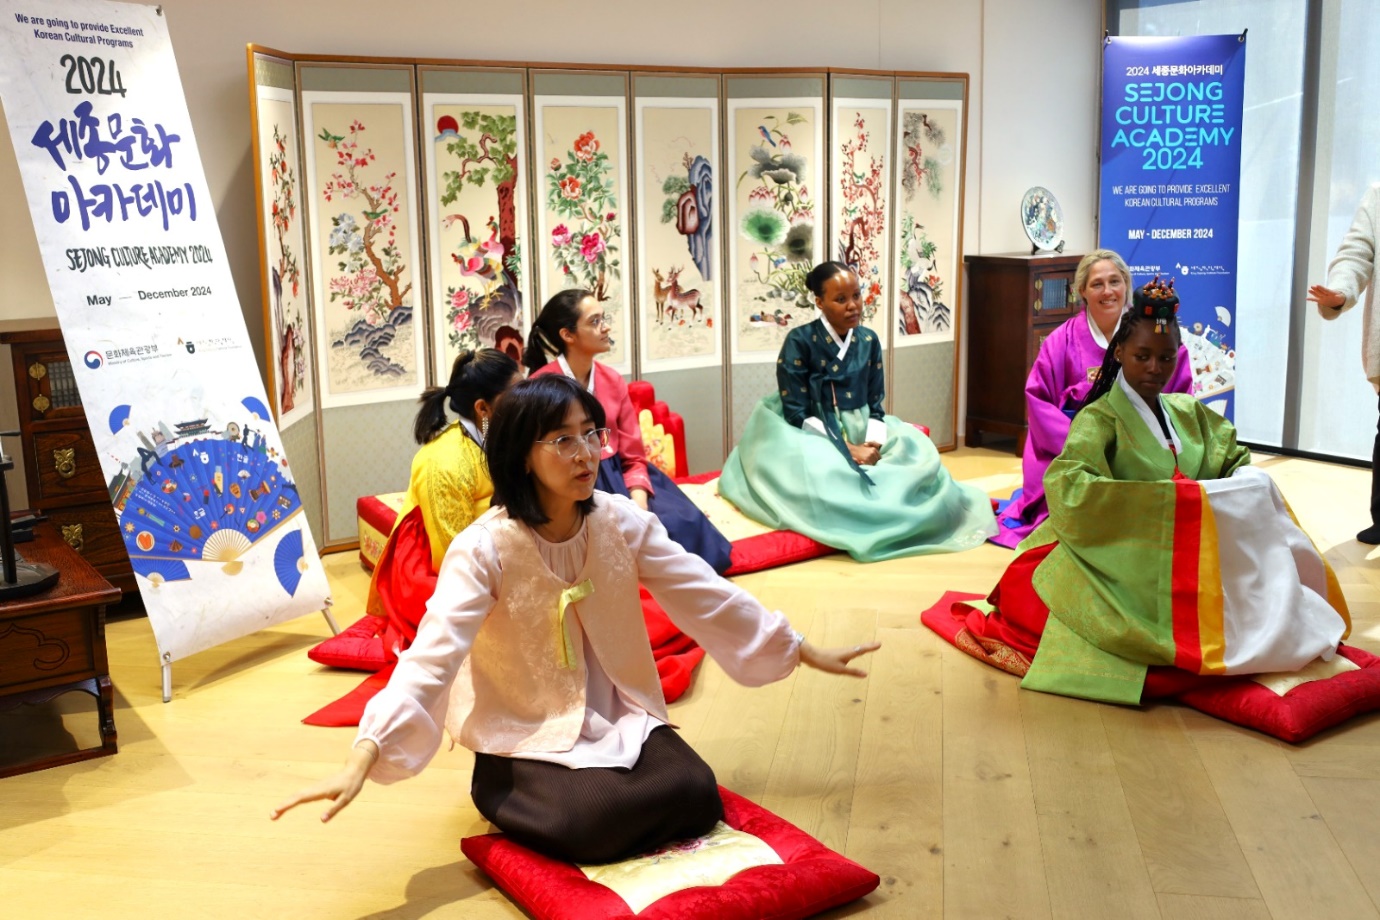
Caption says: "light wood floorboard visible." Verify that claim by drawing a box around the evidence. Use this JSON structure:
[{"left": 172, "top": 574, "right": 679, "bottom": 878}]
[{"left": 3, "top": 448, "right": 1379, "bottom": 918}]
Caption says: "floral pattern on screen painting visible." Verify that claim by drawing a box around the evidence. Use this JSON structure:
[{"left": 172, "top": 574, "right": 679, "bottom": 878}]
[
  {"left": 268, "top": 123, "right": 307, "bottom": 416},
  {"left": 437, "top": 110, "right": 525, "bottom": 361},
  {"left": 835, "top": 111, "right": 886, "bottom": 327},
  {"left": 319, "top": 119, "right": 414, "bottom": 378},
  {"left": 739, "top": 112, "right": 814, "bottom": 323},
  {"left": 547, "top": 130, "right": 621, "bottom": 304}
]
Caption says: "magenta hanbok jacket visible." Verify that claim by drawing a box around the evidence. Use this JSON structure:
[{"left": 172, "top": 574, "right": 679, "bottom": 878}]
[{"left": 990, "top": 311, "right": 1193, "bottom": 548}]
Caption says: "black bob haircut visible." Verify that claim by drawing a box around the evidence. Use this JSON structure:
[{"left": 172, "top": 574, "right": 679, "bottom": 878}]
[{"left": 485, "top": 374, "right": 607, "bottom": 527}]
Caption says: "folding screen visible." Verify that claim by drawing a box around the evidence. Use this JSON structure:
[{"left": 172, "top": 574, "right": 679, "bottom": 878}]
[
  {"left": 247, "top": 52, "right": 970, "bottom": 549},
  {"left": 632, "top": 73, "right": 725, "bottom": 472},
  {"left": 531, "top": 71, "right": 632, "bottom": 374},
  {"left": 891, "top": 75, "right": 967, "bottom": 448},
  {"left": 297, "top": 63, "right": 424, "bottom": 543},
  {"left": 248, "top": 49, "right": 324, "bottom": 546},
  {"left": 418, "top": 66, "right": 531, "bottom": 378},
  {"left": 724, "top": 74, "right": 826, "bottom": 445}
]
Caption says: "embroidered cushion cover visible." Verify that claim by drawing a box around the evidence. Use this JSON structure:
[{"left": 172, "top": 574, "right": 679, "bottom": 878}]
[{"left": 461, "top": 786, "right": 879, "bottom": 920}]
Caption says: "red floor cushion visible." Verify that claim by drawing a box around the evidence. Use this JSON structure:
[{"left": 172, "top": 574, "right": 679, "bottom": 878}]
[
  {"left": 674, "top": 471, "right": 836, "bottom": 576},
  {"left": 922, "top": 592, "right": 1380, "bottom": 742},
  {"left": 306, "top": 615, "right": 387, "bottom": 672},
  {"left": 1176, "top": 644, "right": 1380, "bottom": 743},
  {"left": 461, "top": 786, "right": 879, "bottom": 920}
]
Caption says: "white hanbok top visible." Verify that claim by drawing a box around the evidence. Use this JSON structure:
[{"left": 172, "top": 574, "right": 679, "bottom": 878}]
[{"left": 357, "top": 494, "right": 801, "bottom": 782}]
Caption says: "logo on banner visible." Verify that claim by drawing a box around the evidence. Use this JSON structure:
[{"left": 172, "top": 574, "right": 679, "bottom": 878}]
[{"left": 84, "top": 349, "right": 103, "bottom": 369}]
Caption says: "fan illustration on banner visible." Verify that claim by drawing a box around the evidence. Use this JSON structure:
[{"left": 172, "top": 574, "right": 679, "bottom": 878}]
[{"left": 106, "top": 397, "right": 308, "bottom": 596}]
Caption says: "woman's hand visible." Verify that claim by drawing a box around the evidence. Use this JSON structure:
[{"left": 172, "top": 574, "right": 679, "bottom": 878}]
[
  {"left": 270, "top": 741, "right": 378, "bottom": 823},
  {"left": 799, "top": 640, "right": 880, "bottom": 678},
  {"left": 1308, "top": 285, "right": 1345, "bottom": 310},
  {"left": 630, "top": 488, "right": 650, "bottom": 511},
  {"left": 847, "top": 442, "right": 881, "bottom": 467}
]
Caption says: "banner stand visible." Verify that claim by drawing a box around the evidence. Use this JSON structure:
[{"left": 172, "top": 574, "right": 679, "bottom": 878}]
[
  {"left": 0, "top": 0, "right": 336, "bottom": 702},
  {"left": 157, "top": 600, "right": 339, "bottom": 703}
]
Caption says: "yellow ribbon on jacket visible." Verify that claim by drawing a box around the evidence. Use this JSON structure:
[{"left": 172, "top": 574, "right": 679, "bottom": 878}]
[{"left": 556, "top": 578, "right": 595, "bottom": 670}]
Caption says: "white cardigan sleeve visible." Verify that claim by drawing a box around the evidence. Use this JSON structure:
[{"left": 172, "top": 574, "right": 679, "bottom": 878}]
[
  {"left": 1323, "top": 183, "right": 1379, "bottom": 317},
  {"left": 355, "top": 527, "right": 500, "bottom": 784},
  {"left": 612, "top": 495, "right": 802, "bottom": 686}
]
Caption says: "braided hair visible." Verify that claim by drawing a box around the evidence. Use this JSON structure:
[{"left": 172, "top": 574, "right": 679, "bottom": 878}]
[
  {"left": 1080, "top": 276, "right": 1182, "bottom": 411},
  {"left": 413, "top": 348, "right": 519, "bottom": 444}
]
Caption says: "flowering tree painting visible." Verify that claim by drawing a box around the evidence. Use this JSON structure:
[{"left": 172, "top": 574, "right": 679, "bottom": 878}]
[
  {"left": 894, "top": 104, "right": 961, "bottom": 344},
  {"left": 309, "top": 105, "right": 420, "bottom": 400},
  {"left": 537, "top": 101, "right": 629, "bottom": 369},
  {"left": 433, "top": 104, "right": 526, "bottom": 365},
  {"left": 267, "top": 123, "right": 308, "bottom": 419},
  {"left": 834, "top": 107, "right": 889, "bottom": 340},
  {"left": 547, "top": 130, "right": 620, "bottom": 302},
  {"left": 731, "top": 105, "right": 819, "bottom": 358}
]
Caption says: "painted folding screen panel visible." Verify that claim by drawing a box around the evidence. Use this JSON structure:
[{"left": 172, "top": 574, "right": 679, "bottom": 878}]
[
  {"left": 726, "top": 92, "right": 825, "bottom": 365},
  {"left": 254, "top": 83, "right": 315, "bottom": 429},
  {"left": 634, "top": 96, "right": 721, "bottom": 373},
  {"left": 421, "top": 68, "right": 531, "bottom": 379},
  {"left": 533, "top": 76, "right": 632, "bottom": 374},
  {"left": 831, "top": 87, "right": 894, "bottom": 353},
  {"left": 889, "top": 77, "right": 968, "bottom": 448},
  {"left": 249, "top": 51, "right": 324, "bottom": 547},
  {"left": 301, "top": 87, "right": 425, "bottom": 408},
  {"left": 298, "top": 65, "right": 425, "bottom": 544},
  {"left": 893, "top": 98, "right": 963, "bottom": 347}
]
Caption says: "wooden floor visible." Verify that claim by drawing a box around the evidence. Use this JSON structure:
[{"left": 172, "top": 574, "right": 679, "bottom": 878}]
[{"left": 3, "top": 447, "right": 1379, "bottom": 920}]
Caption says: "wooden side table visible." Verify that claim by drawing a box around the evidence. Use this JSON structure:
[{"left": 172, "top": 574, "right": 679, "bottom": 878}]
[
  {"left": 963, "top": 252, "right": 1085, "bottom": 452},
  {"left": 0, "top": 522, "right": 120, "bottom": 778},
  {"left": 1, "top": 321, "right": 136, "bottom": 600}
]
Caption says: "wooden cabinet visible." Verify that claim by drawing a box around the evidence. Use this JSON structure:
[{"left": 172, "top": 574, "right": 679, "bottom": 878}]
[
  {"left": 962, "top": 252, "right": 1084, "bottom": 451},
  {"left": 1, "top": 323, "right": 135, "bottom": 599},
  {"left": 0, "top": 522, "right": 120, "bottom": 777}
]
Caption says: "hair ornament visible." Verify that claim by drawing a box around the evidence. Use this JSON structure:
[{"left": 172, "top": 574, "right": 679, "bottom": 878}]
[{"left": 1133, "top": 275, "right": 1180, "bottom": 333}]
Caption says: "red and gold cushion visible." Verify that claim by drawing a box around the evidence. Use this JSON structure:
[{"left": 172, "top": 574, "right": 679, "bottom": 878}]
[
  {"left": 461, "top": 786, "right": 879, "bottom": 920},
  {"left": 922, "top": 591, "right": 1380, "bottom": 743},
  {"left": 357, "top": 492, "right": 407, "bottom": 570}
]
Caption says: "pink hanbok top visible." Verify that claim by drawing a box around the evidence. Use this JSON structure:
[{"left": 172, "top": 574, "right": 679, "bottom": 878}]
[
  {"left": 357, "top": 494, "right": 799, "bottom": 780},
  {"left": 532, "top": 358, "right": 655, "bottom": 496},
  {"left": 992, "top": 310, "right": 1193, "bottom": 548}
]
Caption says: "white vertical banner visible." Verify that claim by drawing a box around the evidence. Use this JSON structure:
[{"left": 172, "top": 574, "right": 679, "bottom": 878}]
[{"left": 0, "top": 0, "right": 331, "bottom": 667}]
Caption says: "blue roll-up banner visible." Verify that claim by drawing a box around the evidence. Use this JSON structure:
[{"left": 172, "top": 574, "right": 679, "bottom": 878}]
[{"left": 1099, "top": 34, "right": 1247, "bottom": 419}]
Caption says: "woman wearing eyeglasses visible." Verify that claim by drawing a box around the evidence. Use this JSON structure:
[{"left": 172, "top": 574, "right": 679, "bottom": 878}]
[
  {"left": 524, "top": 289, "right": 732, "bottom": 573},
  {"left": 274, "top": 375, "right": 878, "bottom": 864}
]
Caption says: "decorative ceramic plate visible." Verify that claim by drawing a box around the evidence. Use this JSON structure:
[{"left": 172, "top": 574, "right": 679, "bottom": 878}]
[{"left": 1020, "top": 186, "right": 1064, "bottom": 251}]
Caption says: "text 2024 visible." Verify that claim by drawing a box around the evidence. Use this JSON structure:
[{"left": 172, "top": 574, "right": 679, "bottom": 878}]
[{"left": 60, "top": 55, "right": 127, "bottom": 97}]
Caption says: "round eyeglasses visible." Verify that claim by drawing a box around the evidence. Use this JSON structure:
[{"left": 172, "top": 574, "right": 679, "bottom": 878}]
[{"left": 535, "top": 428, "right": 611, "bottom": 459}]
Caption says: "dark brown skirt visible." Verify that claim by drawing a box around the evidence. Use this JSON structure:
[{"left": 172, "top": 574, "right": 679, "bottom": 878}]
[{"left": 470, "top": 726, "right": 723, "bottom": 864}]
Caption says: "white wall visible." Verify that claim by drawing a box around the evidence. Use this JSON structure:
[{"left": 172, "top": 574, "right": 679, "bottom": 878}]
[{"left": 0, "top": 0, "right": 1102, "bottom": 490}]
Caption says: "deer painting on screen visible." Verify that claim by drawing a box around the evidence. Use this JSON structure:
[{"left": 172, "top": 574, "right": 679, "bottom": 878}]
[{"left": 664, "top": 266, "right": 703, "bottom": 324}]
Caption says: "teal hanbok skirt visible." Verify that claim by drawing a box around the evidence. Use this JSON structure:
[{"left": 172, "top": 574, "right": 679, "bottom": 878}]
[{"left": 718, "top": 395, "right": 996, "bottom": 563}]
